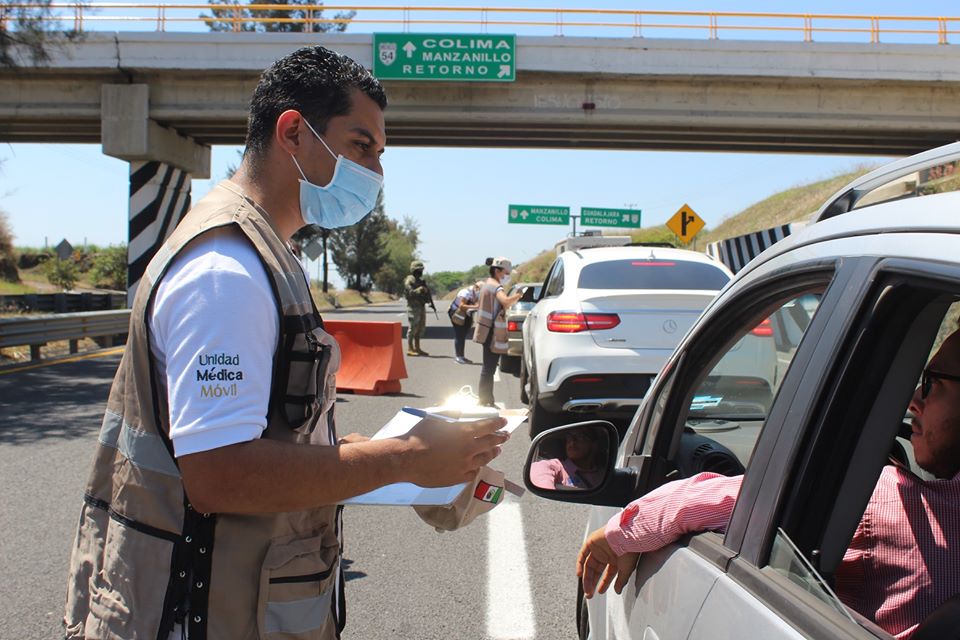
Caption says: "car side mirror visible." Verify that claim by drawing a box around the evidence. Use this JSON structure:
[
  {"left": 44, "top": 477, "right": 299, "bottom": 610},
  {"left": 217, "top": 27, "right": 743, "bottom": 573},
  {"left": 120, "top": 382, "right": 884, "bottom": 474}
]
[{"left": 524, "top": 421, "right": 636, "bottom": 506}]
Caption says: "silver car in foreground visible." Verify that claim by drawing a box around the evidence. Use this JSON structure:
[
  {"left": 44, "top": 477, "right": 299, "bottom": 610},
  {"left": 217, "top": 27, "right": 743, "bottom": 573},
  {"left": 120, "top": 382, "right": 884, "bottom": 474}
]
[{"left": 524, "top": 143, "right": 960, "bottom": 640}]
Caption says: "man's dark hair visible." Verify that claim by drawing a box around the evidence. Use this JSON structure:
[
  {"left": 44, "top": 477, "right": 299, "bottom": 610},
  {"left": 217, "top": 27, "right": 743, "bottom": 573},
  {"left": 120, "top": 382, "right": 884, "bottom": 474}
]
[{"left": 245, "top": 45, "right": 387, "bottom": 164}]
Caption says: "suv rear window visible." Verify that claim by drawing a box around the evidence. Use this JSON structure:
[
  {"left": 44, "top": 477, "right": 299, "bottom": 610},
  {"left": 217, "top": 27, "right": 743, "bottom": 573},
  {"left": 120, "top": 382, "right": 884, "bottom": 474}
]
[{"left": 578, "top": 259, "right": 730, "bottom": 290}]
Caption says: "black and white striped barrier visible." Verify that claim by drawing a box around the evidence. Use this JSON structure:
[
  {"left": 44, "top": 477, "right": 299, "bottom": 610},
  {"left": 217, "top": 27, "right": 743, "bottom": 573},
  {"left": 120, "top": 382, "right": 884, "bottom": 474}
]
[
  {"left": 127, "top": 161, "right": 191, "bottom": 303},
  {"left": 706, "top": 223, "right": 798, "bottom": 274}
]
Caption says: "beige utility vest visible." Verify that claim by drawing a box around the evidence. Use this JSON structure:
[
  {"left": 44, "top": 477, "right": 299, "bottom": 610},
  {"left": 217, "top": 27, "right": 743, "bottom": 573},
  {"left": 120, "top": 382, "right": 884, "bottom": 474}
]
[
  {"left": 473, "top": 281, "right": 509, "bottom": 353},
  {"left": 65, "top": 182, "right": 344, "bottom": 640}
]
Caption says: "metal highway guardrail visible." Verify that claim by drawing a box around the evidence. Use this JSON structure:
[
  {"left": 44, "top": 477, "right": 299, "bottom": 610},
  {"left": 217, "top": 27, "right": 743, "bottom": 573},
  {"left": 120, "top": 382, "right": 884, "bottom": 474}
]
[
  {"left": 0, "top": 292, "right": 126, "bottom": 313},
  {"left": 3, "top": 4, "right": 958, "bottom": 44},
  {"left": 0, "top": 310, "right": 131, "bottom": 361}
]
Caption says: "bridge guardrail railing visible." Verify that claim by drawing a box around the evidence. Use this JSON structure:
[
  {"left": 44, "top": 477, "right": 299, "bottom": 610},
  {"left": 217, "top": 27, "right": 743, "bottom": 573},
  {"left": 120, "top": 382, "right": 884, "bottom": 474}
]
[
  {"left": 0, "top": 310, "right": 131, "bottom": 362},
  {"left": 4, "top": 5, "right": 959, "bottom": 45}
]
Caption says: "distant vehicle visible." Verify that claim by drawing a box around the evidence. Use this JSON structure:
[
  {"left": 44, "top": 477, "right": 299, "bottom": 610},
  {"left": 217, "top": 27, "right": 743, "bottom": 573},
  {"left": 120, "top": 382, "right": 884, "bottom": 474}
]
[
  {"left": 555, "top": 234, "right": 632, "bottom": 255},
  {"left": 500, "top": 282, "right": 542, "bottom": 376},
  {"left": 521, "top": 246, "right": 732, "bottom": 437},
  {"left": 523, "top": 142, "right": 960, "bottom": 640}
]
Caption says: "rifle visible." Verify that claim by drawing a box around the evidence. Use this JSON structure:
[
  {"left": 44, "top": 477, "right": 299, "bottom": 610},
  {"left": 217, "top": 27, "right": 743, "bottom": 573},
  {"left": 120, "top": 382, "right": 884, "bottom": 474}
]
[{"left": 426, "top": 287, "right": 438, "bottom": 319}]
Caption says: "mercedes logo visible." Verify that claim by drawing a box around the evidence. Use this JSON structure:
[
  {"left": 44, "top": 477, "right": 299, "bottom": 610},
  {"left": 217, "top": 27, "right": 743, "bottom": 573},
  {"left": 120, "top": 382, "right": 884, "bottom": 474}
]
[{"left": 663, "top": 319, "right": 678, "bottom": 334}]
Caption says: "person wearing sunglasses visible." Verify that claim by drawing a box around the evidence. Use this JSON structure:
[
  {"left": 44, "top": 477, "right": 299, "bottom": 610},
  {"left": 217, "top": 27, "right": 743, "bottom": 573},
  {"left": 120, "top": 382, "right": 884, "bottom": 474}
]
[{"left": 577, "top": 329, "right": 960, "bottom": 640}]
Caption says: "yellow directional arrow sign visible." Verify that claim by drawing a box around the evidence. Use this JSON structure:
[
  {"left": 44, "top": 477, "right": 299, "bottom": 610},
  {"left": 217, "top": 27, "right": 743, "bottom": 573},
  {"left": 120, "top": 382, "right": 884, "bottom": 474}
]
[{"left": 666, "top": 204, "right": 705, "bottom": 244}]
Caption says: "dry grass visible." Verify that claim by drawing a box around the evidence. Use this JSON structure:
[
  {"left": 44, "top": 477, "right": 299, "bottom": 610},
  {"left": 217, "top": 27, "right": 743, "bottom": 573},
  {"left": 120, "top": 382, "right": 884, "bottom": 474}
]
[
  {"left": 513, "top": 249, "right": 557, "bottom": 283},
  {"left": 0, "top": 281, "right": 35, "bottom": 295},
  {"left": 311, "top": 288, "right": 397, "bottom": 310},
  {"left": 700, "top": 168, "right": 873, "bottom": 244},
  {"left": 0, "top": 337, "right": 104, "bottom": 365}
]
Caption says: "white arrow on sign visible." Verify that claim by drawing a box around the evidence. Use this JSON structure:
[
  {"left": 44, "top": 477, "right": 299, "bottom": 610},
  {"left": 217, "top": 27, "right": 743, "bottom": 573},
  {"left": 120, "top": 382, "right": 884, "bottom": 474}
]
[
  {"left": 402, "top": 42, "right": 417, "bottom": 58},
  {"left": 520, "top": 210, "right": 529, "bottom": 219},
  {"left": 497, "top": 65, "right": 510, "bottom": 78}
]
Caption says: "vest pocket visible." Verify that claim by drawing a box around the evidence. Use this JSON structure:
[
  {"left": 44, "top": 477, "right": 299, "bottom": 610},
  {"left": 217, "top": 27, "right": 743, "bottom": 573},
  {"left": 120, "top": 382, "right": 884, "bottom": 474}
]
[
  {"left": 257, "top": 534, "right": 339, "bottom": 639},
  {"left": 283, "top": 331, "right": 331, "bottom": 434},
  {"left": 86, "top": 507, "right": 175, "bottom": 638}
]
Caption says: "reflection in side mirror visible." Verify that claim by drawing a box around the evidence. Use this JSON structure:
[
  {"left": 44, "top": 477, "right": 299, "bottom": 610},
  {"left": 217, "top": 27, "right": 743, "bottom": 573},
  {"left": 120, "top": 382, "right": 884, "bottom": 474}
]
[{"left": 524, "top": 422, "right": 616, "bottom": 495}]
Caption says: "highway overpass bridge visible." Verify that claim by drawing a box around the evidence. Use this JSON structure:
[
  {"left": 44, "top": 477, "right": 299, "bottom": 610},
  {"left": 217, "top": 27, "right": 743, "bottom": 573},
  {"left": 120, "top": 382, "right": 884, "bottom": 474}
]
[
  {"left": 4, "top": 32, "right": 960, "bottom": 158},
  {"left": 3, "top": 31, "right": 959, "bottom": 295}
]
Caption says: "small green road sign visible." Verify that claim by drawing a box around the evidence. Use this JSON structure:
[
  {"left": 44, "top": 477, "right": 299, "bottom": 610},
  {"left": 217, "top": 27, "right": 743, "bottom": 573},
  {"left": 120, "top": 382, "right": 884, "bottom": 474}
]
[
  {"left": 373, "top": 33, "right": 516, "bottom": 82},
  {"left": 508, "top": 205, "right": 570, "bottom": 225},
  {"left": 580, "top": 207, "right": 642, "bottom": 228}
]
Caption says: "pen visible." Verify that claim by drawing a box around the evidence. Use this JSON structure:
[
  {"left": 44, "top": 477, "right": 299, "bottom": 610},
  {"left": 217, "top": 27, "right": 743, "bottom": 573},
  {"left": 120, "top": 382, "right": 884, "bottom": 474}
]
[{"left": 401, "top": 406, "right": 460, "bottom": 423}]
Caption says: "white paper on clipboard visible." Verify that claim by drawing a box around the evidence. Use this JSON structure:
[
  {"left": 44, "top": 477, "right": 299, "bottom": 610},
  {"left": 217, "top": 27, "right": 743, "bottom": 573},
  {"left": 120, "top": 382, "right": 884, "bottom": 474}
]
[{"left": 342, "top": 408, "right": 527, "bottom": 506}]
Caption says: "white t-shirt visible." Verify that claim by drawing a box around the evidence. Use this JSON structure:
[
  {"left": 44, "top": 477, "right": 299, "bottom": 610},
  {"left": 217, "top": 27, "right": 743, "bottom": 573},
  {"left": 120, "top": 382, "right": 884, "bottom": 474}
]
[{"left": 149, "top": 227, "right": 279, "bottom": 458}]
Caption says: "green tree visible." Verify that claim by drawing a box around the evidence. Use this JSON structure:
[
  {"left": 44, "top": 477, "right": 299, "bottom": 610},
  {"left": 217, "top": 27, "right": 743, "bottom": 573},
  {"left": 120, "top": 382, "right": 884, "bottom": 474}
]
[
  {"left": 90, "top": 245, "right": 128, "bottom": 291},
  {"left": 373, "top": 216, "right": 419, "bottom": 295},
  {"left": 44, "top": 256, "right": 78, "bottom": 290},
  {"left": 1, "top": 1, "right": 81, "bottom": 67},
  {"left": 328, "top": 190, "right": 388, "bottom": 292},
  {"left": 203, "top": 0, "right": 354, "bottom": 33},
  {"left": 0, "top": 208, "right": 19, "bottom": 282},
  {"left": 425, "top": 271, "right": 467, "bottom": 296}
]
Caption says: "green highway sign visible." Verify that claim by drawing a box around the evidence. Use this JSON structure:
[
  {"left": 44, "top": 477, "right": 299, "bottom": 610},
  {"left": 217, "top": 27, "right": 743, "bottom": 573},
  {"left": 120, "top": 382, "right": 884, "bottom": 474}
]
[
  {"left": 373, "top": 33, "right": 516, "bottom": 82},
  {"left": 508, "top": 204, "right": 570, "bottom": 225},
  {"left": 580, "top": 207, "right": 642, "bottom": 228}
]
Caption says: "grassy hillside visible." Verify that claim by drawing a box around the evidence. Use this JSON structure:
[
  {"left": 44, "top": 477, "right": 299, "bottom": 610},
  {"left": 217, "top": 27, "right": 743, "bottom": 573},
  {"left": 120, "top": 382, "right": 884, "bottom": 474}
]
[
  {"left": 513, "top": 248, "right": 556, "bottom": 283},
  {"left": 699, "top": 167, "right": 872, "bottom": 243}
]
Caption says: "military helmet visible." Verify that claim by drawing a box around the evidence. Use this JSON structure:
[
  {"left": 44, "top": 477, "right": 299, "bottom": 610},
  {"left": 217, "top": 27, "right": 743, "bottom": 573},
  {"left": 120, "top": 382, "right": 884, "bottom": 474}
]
[{"left": 411, "top": 260, "right": 425, "bottom": 271}]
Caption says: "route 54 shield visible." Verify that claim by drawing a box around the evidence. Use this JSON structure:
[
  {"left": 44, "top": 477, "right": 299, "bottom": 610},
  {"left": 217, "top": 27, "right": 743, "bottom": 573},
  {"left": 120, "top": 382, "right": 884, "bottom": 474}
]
[{"left": 378, "top": 42, "right": 397, "bottom": 66}]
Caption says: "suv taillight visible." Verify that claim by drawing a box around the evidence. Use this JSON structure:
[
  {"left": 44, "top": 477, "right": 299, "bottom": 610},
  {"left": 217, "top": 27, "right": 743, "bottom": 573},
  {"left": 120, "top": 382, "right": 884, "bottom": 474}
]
[
  {"left": 751, "top": 318, "right": 774, "bottom": 337},
  {"left": 547, "top": 311, "right": 620, "bottom": 332}
]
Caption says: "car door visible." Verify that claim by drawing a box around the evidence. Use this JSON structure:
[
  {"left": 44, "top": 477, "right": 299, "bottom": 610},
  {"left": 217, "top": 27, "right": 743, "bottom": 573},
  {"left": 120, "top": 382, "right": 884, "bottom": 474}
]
[
  {"left": 590, "top": 252, "right": 864, "bottom": 640},
  {"left": 525, "top": 258, "right": 564, "bottom": 372},
  {"left": 692, "top": 251, "right": 960, "bottom": 640}
]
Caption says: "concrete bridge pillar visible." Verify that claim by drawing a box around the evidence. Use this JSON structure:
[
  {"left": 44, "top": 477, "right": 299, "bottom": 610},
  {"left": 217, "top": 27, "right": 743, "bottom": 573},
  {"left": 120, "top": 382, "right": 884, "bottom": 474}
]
[{"left": 100, "top": 84, "right": 211, "bottom": 303}]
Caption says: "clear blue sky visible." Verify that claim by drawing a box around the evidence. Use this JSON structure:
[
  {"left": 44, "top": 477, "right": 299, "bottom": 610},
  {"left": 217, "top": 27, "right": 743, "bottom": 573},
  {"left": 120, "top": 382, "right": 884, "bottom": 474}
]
[{"left": 1, "top": 1, "right": 951, "bottom": 283}]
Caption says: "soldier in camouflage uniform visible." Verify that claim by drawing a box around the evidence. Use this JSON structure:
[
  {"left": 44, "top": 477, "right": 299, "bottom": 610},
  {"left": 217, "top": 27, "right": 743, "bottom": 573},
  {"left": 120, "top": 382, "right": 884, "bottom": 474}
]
[{"left": 403, "top": 260, "right": 433, "bottom": 356}]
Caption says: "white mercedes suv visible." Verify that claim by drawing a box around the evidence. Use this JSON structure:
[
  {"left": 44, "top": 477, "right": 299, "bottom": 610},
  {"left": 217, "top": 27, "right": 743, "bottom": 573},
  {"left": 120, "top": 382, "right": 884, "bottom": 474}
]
[{"left": 521, "top": 246, "right": 732, "bottom": 436}]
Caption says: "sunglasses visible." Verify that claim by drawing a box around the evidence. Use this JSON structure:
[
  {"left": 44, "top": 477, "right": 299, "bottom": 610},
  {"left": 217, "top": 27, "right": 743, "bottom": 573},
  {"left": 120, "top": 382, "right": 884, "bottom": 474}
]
[{"left": 920, "top": 367, "right": 960, "bottom": 399}]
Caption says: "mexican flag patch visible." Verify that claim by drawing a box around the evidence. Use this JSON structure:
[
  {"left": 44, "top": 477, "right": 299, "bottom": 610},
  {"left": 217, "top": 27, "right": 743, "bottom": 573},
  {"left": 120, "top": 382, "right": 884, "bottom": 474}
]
[{"left": 474, "top": 481, "right": 503, "bottom": 504}]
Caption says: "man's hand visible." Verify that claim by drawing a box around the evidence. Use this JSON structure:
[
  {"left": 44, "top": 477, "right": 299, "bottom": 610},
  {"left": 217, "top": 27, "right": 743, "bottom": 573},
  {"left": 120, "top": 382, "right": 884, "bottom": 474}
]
[
  {"left": 402, "top": 416, "right": 509, "bottom": 487},
  {"left": 576, "top": 526, "right": 640, "bottom": 598}
]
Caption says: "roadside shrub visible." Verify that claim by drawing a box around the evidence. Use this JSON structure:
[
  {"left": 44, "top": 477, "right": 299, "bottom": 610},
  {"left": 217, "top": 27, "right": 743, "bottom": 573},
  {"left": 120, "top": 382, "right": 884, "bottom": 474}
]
[
  {"left": 44, "top": 257, "right": 79, "bottom": 290},
  {"left": 17, "top": 250, "right": 51, "bottom": 269},
  {"left": 90, "top": 245, "right": 128, "bottom": 290}
]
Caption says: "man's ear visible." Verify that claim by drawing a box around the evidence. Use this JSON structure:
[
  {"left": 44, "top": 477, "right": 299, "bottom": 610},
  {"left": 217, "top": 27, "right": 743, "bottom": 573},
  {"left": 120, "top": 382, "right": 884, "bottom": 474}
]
[{"left": 274, "top": 110, "right": 305, "bottom": 156}]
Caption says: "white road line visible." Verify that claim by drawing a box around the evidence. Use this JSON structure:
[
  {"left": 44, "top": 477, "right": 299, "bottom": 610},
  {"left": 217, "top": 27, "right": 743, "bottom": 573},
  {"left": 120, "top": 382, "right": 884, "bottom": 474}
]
[
  {"left": 487, "top": 500, "right": 536, "bottom": 639},
  {"left": 494, "top": 368, "right": 501, "bottom": 382}
]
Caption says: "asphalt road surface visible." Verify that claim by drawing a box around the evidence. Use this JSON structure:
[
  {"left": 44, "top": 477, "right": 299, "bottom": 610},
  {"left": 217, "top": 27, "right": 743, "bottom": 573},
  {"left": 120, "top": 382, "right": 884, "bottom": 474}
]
[{"left": 0, "top": 302, "right": 592, "bottom": 640}]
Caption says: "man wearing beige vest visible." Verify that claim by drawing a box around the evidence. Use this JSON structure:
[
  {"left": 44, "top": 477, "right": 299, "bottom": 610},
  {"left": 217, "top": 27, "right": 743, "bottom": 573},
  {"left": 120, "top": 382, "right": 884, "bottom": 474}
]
[{"left": 64, "top": 46, "right": 509, "bottom": 640}]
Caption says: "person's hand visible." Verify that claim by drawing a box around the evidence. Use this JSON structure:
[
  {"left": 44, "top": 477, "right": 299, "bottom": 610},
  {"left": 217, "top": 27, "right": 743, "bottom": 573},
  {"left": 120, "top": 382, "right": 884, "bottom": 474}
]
[
  {"left": 576, "top": 526, "right": 640, "bottom": 598},
  {"left": 338, "top": 433, "right": 369, "bottom": 445},
  {"left": 402, "top": 416, "right": 509, "bottom": 487}
]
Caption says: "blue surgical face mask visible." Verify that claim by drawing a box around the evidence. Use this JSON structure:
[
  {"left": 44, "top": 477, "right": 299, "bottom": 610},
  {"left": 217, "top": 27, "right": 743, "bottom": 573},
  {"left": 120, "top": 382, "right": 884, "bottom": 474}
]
[{"left": 291, "top": 119, "right": 383, "bottom": 229}]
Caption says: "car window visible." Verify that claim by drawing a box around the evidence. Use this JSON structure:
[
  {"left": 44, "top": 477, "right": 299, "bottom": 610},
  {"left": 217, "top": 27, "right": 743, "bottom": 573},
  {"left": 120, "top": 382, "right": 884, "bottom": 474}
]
[
  {"left": 543, "top": 261, "right": 564, "bottom": 298},
  {"left": 768, "top": 528, "right": 855, "bottom": 621},
  {"left": 519, "top": 284, "right": 541, "bottom": 302},
  {"left": 759, "top": 275, "right": 960, "bottom": 639},
  {"left": 685, "top": 293, "right": 822, "bottom": 467},
  {"left": 578, "top": 259, "right": 730, "bottom": 291},
  {"left": 853, "top": 158, "right": 960, "bottom": 211}
]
